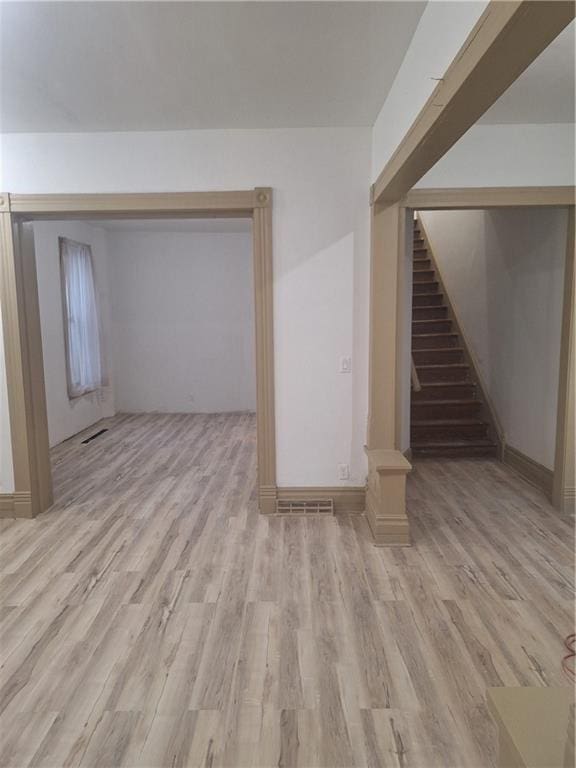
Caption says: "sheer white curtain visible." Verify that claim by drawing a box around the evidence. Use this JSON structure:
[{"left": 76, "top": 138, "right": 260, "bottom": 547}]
[{"left": 59, "top": 237, "right": 103, "bottom": 398}]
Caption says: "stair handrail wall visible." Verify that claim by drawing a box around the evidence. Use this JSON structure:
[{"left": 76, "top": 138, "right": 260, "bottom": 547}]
[
  {"left": 411, "top": 356, "right": 422, "bottom": 392},
  {"left": 415, "top": 213, "right": 506, "bottom": 458}
]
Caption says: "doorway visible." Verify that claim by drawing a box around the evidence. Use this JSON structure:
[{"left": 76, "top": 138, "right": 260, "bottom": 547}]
[
  {"left": 0, "top": 190, "right": 277, "bottom": 517},
  {"left": 397, "top": 189, "right": 574, "bottom": 511}
]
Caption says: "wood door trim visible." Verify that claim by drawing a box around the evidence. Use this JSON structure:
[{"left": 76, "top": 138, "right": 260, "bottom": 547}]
[
  {"left": 1, "top": 188, "right": 277, "bottom": 517},
  {"left": 403, "top": 186, "right": 575, "bottom": 210},
  {"left": 0, "top": 492, "right": 33, "bottom": 516},
  {"left": 553, "top": 207, "right": 575, "bottom": 513},
  {"left": 8, "top": 190, "right": 263, "bottom": 216}
]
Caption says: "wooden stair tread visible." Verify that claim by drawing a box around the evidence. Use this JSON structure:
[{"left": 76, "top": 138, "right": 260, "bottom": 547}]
[
  {"left": 411, "top": 418, "right": 485, "bottom": 426},
  {"left": 413, "top": 324, "right": 453, "bottom": 332},
  {"left": 412, "top": 399, "right": 480, "bottom": 407},
  {"left": 419, "top": 381, "right": 473, "bottom": 388},
  {"left": 413, "top": 332, "right": 457, "bottom": 338},
  {"left": 413, "top": 347, "right": 463, "bottom": 353},
  {"left": 411, "top": 439, "right": 497, "bottom": 448},
  {"left": 415, "top": 363, "right": 468, "bottom": 370}
]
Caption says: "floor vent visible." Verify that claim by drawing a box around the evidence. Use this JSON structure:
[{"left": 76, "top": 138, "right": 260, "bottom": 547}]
[
  {"left": 81, "top": 428, "right": 109, "bottom": 445},
  {"left": 276, "top": 498, "right": 334, "bottom": 515}
]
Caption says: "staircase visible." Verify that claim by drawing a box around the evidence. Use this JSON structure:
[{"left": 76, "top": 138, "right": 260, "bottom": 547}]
[{"left": 411, "top": 219, "right": 499, "bottom": 459}]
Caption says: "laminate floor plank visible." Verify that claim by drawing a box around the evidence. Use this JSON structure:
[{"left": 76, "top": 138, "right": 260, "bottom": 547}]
[{"left": 0, "top": 413, "right": 573, "bottom": 768}]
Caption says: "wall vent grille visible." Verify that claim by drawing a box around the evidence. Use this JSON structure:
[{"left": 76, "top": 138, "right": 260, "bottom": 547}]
[
  {"left": 81, "top": 428, "right": 108, "bottom": 445},
  {"left": 276, "top": 498, "right": 334, "bottom": 515}
]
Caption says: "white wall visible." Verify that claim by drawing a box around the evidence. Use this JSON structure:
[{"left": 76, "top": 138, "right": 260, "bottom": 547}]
[
  {"left": 0, "top": 128, "right": 371, "bottom": 487},
  {"left": 372, "top": 1, "right": 488, "bottom": 180},
  {"left": 108, "top": 229, "right": 255, "bottom": 414},
  {"left": 0, "top": 305, "right": 14, "bottom": 492},
  {"left": 420, "top": 207, "right": 567, "bottom": 470},
  {"left": 418, "top": 123, "right": 576, "bottom": 188},
  {"left": 33, "top": 221, "right": 115, "bottom": 447}
]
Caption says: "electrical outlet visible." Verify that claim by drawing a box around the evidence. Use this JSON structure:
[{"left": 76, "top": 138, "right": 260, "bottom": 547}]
[
  {"left": 338, "top": 463, "right": 350, "bottom": 480},
  {"left": 340, "top": 356, "right": 352, "bottom": 373}
]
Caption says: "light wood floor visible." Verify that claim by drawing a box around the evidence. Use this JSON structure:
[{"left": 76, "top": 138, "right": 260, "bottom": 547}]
[{"left": 0, "top": 413, "right": 573, "bottom": 768}]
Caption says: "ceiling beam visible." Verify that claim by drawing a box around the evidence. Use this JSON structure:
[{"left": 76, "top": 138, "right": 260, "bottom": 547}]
[{"left": 372, "top": 1, "right": 575, "bottom": 206}]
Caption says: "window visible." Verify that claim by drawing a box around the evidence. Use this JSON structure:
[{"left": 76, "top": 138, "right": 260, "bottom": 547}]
[{"left": 59, "top": 237, "right": 103, "bottom": 398}]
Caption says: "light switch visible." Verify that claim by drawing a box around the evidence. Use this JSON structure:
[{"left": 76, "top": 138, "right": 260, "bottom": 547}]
[
  {"left": 340, "top": 356, "right": 352, "bottom": 373},
  {"left": 338, "top": 464, "right": 350, "bottom": 480}
]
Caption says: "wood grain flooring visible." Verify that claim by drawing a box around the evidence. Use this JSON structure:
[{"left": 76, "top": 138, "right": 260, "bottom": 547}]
[{"left": 0, "top": 412, "right": 573, "bottom": 767}]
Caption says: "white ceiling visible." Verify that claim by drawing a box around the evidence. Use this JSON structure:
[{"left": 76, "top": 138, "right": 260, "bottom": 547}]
[
  {"left": 86, "top": 218, "right": 252, "bottom": 234},
  {"left": 0, "top": 1, "right": 426, "bottom": 132},
  {"left": 480, "top": 20, "right": 575, "bottom": 125}
]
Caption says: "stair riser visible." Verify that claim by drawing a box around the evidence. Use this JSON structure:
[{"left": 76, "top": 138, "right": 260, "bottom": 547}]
[
  {"left": 412, "top": 294, "right": 443, "bottom": 308},
  {"left": 418, "top": 366, "right": 469, "bottom": 383},
  {"left": 412, "top": 334, "right": 459, "bottom": 350},
  {"left": 412, "top": 307, "right": 447, "bottom": 321},
  {"left": 413, "top": 282, "right": 439, "bottom": 295},
  {"left": 413, "top": 348, "right": 463, "bottom": 364},
  {"left": 413, "top": 260, "right": 431, "bottom": 271},
  {"left": 412, "top": 384, "right": 476, "bottom": 401},
  {"left": 413, "top": 320, "right": 452, "bottom": 334},
  {"left": 412, "top": 445, "right": 498, "bottom": 459},
  {"left": 411, "top": 402, "right": 482, "bottom": 420},
  {"left": 411, "top": 423, "right": 488, "bottom": 441},
  {"left": 413, "top": 271, "right": 436, "bottom": 283}
]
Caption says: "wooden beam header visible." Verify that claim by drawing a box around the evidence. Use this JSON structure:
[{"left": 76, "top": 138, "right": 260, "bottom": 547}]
[
  {"left": 373, "top": 1, "right": 575, "bottom": 205},
  {"left": 404, "top": 186, "right": 576, "bottom": 210},
  {"left": 7, "top": 189, "right": 271, "bottom": 218}
]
